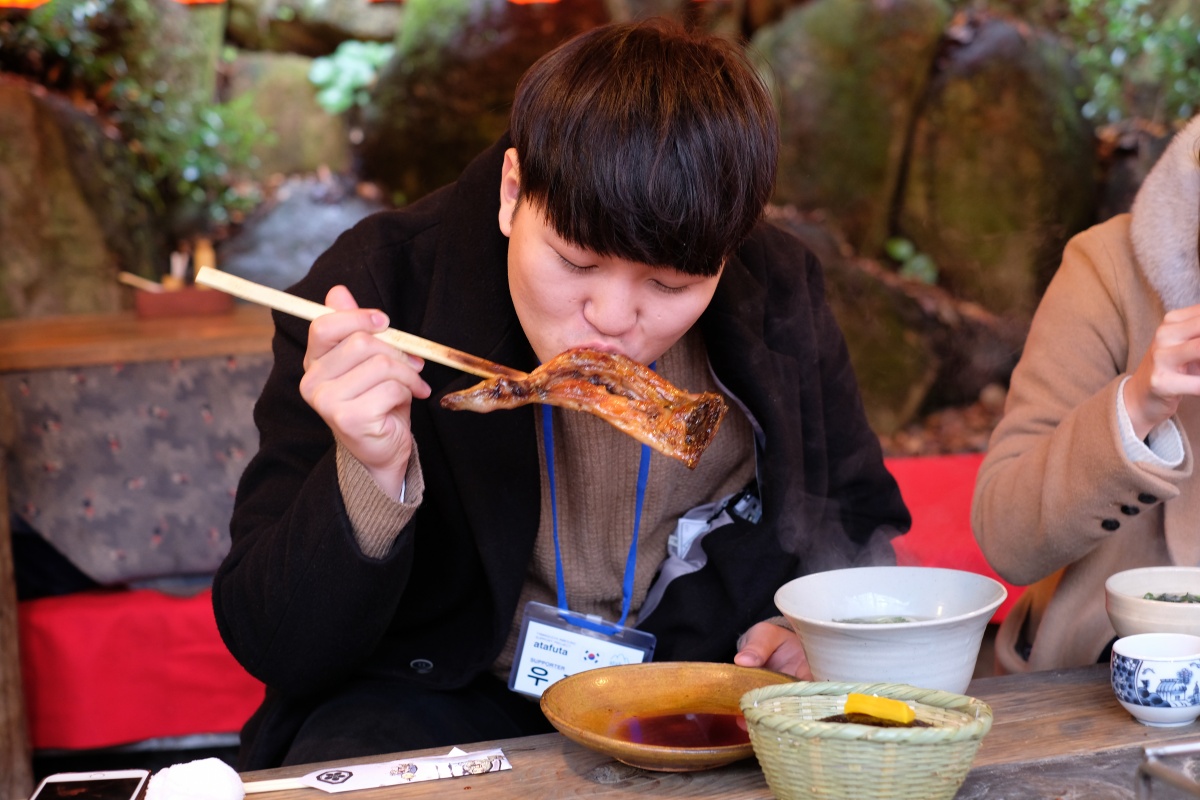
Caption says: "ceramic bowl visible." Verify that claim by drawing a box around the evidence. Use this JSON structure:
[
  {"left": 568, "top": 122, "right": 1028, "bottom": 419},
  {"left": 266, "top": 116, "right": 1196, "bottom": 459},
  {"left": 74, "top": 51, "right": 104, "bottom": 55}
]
[
  {"left": 538, "top": 661, "right": 794, "bottom": 772},
  {"left": 1111, "top": 632, "right": 1200, "bottom": 726},
  {"left": 1106, "top": 567, "right": 1200, "bottom": 637},
  {"left": 775, "top": 566, "right": 1007, "bottom": 695}
]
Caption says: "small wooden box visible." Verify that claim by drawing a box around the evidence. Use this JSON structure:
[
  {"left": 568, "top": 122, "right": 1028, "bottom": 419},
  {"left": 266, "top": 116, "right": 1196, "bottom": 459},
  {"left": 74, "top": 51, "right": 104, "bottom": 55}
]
[{"left": 134, "top": 286, "right": 233, "bottom": 318}]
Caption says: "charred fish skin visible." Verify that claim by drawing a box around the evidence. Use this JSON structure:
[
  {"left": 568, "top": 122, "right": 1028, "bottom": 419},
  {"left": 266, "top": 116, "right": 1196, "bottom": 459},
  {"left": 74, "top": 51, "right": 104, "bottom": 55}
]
[
  {"left": 439, "top": 348, "right": 728, "bottom": 469},
  {"left": 685, "top": 396, "right": 727, "bottom": 446}
]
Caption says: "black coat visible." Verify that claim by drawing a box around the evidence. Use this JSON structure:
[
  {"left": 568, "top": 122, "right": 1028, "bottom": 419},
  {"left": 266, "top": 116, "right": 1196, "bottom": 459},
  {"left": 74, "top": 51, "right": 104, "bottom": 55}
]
[{"left": 213, "top": 136, "right": 910, "bottom": 769}]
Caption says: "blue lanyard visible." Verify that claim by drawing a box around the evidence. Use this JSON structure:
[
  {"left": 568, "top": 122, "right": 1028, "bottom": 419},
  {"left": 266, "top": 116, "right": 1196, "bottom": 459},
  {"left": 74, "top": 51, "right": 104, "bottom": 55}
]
[{"left": 541, "top": 395, "right": 651, "bottom": 635}]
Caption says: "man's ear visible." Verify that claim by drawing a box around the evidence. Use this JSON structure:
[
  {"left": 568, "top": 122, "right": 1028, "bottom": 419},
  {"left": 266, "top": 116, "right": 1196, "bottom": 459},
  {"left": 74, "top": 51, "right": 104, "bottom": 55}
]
[{"left": 498, "top": 148, "right": 520, "bottom": 237}]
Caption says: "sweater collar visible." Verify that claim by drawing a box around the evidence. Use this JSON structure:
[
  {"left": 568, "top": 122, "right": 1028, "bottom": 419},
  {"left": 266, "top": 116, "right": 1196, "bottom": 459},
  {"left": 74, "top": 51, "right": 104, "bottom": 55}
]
[{"left": 1131, "top": 114, "right": 1200, "bottom": 310}]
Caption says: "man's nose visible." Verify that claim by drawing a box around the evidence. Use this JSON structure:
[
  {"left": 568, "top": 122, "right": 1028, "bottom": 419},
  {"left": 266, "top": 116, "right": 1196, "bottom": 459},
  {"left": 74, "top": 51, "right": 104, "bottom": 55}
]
[{"left": 583, "top": 288, "right": 637, "bottom": 337}]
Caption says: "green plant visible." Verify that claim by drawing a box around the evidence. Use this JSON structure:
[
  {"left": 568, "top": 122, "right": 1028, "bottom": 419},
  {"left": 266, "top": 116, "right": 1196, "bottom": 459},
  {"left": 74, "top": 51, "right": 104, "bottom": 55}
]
[
  {"left": 1061, "top": 0, "right": 1200, "bottom": 124},
  {"left": 886, "top": 237, "right": 938, "bottom": 284},
  {"left": 0, "top": 0, "right": 267, "bottom": 236},
  {"left": 172, "top": 96, "right": 266, "bottom": 229},
  {"left": 309, "top": 39, "right": 396, "bottom": 115}
]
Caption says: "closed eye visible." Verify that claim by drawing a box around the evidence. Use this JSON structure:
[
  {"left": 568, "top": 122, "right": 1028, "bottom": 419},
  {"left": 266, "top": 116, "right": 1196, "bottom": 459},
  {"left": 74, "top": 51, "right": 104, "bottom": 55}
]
[
  {"left": 650, "top": 279, "right": 688, "bottom": 295},
  {"left": 558, "top": 253, "right": 596, "bottom": 273}
]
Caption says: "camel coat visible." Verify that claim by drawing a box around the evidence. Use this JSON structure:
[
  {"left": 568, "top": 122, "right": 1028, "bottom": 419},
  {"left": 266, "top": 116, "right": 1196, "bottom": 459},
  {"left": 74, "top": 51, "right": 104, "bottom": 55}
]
[{"left": 973, "top": 114, "right": 1200, "bottom": 673}]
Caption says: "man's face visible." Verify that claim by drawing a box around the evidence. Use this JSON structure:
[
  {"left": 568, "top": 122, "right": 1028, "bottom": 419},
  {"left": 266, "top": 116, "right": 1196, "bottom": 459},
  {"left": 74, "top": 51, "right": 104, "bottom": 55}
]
[{"left": 497, "top": 148, "right": 722, "bottom": 365}]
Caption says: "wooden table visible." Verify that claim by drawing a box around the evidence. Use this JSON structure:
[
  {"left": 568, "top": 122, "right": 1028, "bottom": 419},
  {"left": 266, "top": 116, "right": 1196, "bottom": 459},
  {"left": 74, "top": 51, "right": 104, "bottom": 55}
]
[
  {"left": 239, "top": 664, "right": 1200, "bottom": 799},
  {"left": 0, "top": 305, "right": 274, "bottom": 371}
]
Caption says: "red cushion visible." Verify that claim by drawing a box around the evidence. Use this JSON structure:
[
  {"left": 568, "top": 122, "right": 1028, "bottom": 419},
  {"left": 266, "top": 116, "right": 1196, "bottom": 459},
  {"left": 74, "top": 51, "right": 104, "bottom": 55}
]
[
  {"left": 19, "top": 587, "right": 263, "bottom": 750},
  {"left": 885, "top": 454, "right": 1024, "bottom": 622},
  {"left": 17, "top": 454, "right": 1018, "bottom": 750}
]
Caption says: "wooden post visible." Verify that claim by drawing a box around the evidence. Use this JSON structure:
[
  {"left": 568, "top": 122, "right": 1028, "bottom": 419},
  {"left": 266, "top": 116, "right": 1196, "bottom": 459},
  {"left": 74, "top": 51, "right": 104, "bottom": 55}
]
[{"left": 0, "top": 387, "right": 33, "bottom": 800}]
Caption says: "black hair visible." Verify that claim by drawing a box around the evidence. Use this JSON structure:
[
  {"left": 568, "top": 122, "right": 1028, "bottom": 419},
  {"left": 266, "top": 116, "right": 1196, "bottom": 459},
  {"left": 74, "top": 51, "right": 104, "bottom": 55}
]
[{"left": 509, "top": 18, "right": 779, "bottom": 276}]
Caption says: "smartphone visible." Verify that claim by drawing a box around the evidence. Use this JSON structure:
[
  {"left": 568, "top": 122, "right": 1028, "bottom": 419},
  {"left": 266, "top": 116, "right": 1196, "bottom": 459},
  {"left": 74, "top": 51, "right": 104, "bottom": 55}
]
[{"left": 29, "top": 769, "right": 150, "bottom": 800}]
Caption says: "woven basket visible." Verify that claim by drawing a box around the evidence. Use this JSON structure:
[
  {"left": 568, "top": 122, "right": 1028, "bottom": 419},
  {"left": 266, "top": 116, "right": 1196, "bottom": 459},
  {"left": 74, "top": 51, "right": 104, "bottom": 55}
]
[{"left": 740, "top": 681, "right": 993, "bottom": 800}]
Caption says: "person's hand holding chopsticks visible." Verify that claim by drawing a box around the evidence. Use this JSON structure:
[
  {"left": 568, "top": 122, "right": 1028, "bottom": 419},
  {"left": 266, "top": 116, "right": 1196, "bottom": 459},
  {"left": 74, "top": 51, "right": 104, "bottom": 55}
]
[{"left": 301, "top": 285, "right": 431, "bottom": 501}]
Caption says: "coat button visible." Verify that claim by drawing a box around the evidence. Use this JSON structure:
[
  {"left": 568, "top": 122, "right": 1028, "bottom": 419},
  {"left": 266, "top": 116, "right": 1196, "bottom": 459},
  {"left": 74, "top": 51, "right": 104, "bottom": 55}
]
[
  {"left": 1138, "top": 493, "right": 1158, "bottom": 504},
  {"left": 410, "top": 658, "right": 434, "bottom": 674},
  {"left": 1120, "top": 505, "right": 1140, "bottom": 516},
  {"left": 1101, "top": 519, "right": 1120, "bottom": 531}
]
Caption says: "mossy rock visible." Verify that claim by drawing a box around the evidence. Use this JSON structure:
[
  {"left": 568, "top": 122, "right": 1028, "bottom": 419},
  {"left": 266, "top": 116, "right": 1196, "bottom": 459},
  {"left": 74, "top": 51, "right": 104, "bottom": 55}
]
[
  {"left": 125, "top": 0, "right": 223, "bottom": 105},
  {"left": 752, "top": 0, "right": 950, "bottom": 255},
  {"left": 356, "top": 0, "right": 611, "bottom": 206},
  {"left": 897, "top": 12, "right": 1096, "bottom": 320},
  {"left": 769, "top": 210, "right": 938, "bottom": 435},
  {"left": 830, "top": 267, "right": 939, "bottom": 435},
  {"left": 223, "top": 51, "right": 351, "bottom": 178},
  {"left": 227, "top": 0, "right": 404, "bottom": 56},
  {"left": 0, "top": 77, "right": 162, "bottom": 318}
]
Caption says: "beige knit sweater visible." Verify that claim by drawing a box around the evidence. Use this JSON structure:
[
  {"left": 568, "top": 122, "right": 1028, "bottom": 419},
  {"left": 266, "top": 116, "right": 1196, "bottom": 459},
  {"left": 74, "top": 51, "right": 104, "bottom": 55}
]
[
  {"left": 493, "top": 327, "right": 755, "bottom": 678},
  {"left": 332, "top": 327, "right": 755, "bottom": 679}
]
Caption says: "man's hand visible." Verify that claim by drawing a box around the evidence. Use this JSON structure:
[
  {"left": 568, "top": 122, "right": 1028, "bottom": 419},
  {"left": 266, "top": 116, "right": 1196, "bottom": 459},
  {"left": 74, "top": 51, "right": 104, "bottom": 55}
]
[
  {"left": 733, "top": 620, "right": 811, "bottom": 678},
  {"left": 299, "top": 286, "right": 431, "bottom": 499}
]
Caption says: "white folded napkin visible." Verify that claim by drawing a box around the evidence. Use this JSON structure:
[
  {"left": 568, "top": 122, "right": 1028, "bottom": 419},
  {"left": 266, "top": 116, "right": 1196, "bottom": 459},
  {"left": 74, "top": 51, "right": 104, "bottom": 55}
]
[{"left": 146, "top": 757, "right": 245, "bottom": 800}]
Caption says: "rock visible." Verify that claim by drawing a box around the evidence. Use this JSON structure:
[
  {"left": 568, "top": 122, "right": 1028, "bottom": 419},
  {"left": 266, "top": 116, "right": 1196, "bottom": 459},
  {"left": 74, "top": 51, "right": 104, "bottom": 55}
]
[
  {"left": 158, "top": 1, "right": 225, "bottom": 104},
  {"left": 119, "top": 0, "right": 224, "bottom": 106},
  {"left": 770, "top": 206, "right": 1024, "bottom": 434},
  {"left": 768, "top": 207, "right": 938, "bottom": 435},
  {"left": 753, "top": 0, "right": 951, "bottom": 256},
  {"left": 216, "top": 175, "right": 386, "bottom": 291},
  {"left": 226, "top": 0, "right": 403, "bottom": 57},
  {"left": 222, "top": 51, "right": 352, "bottom": 179},
  {"left": 357, "top": 0, "right": 611, "bottom": 205},
  {"left": 896, "top": 11, "right": 1097, "bottom": 320},
  {"left": 0, "top": 76, "right": 163, "bottom": 319}
]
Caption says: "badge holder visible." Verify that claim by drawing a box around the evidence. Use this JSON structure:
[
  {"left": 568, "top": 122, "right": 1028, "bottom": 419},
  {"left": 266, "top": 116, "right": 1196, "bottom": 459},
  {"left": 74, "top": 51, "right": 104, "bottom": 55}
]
[{"left": 508, "top": 601, "right": 656, "bottom": 698}]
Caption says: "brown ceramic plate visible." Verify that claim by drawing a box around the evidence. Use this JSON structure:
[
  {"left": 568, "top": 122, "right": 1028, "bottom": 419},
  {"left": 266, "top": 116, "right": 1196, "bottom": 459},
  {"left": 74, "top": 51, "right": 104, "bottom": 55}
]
[{"left": 539, "top": 661, "right": 795, "bottom": 772}]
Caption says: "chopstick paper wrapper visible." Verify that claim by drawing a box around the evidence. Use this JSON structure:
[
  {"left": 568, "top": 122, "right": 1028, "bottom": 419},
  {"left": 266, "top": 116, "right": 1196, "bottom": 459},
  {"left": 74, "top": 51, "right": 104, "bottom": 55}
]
[{"left": 243, "top": 747, "right": 511, "bottom": 794}]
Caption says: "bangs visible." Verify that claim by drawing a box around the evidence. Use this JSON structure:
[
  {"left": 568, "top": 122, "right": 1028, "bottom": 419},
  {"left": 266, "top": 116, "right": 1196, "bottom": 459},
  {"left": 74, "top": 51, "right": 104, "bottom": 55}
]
[{"left": 510, "top": 19, "right": 778, "bottom": 276}]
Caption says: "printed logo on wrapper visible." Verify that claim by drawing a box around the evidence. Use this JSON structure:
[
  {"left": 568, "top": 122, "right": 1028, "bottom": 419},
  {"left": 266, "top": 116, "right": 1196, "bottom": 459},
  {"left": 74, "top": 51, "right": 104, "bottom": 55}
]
[
  {"left": 316, "top": 771, "right": 352, "bottom": 785},
  {"left": 508, "top": 601, "right": 656, "bottom": 698}
]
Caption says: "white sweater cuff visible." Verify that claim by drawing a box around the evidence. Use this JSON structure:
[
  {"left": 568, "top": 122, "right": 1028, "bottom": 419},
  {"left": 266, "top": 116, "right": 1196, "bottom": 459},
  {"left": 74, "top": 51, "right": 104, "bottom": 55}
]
[{"left": 1116, "top": 376, "right": 1185, "bottom": 467}]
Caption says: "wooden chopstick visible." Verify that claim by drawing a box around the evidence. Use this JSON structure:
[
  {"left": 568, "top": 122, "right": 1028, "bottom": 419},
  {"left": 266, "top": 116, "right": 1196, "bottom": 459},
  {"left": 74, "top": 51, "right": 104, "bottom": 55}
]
[
  {"left": 117, "top": 271, "right": 165, "bottom": 293},
  {"left": 194, "top": 267, "right": 526, "bottom": 380},
  {"left": 242, "top": 776, "right": 307, "bottom": 794}
]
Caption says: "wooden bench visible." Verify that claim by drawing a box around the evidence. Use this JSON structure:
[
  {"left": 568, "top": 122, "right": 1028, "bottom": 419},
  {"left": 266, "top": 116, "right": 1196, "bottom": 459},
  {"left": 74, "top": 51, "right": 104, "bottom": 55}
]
[
  {"left": 0, "top": 306, "right": 274, "bottom": 800},
  {"left": 0, "top": 309, "right": 1023, "bottom": 799}
]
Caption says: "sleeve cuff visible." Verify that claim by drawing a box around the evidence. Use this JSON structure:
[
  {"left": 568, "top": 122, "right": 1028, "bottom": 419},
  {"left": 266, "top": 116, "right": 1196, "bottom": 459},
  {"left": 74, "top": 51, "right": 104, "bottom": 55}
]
[
  {"left": 335, "top": 440, "right": 425, "bottom": 559},
  {"left": 1116, "top": 376, "right": 1185, "bottom": 468}
]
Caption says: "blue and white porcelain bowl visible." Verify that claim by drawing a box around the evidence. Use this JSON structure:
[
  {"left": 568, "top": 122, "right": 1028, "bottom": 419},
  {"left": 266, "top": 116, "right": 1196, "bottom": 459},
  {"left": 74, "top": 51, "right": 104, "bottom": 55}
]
[{"left": 1111, "top": 633, "right": 1200, "bottom": 727}]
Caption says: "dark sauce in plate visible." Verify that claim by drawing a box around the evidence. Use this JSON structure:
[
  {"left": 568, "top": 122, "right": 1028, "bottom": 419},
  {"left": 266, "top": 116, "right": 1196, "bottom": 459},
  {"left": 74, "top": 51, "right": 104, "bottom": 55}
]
[{"left": 611, "top": 712, "right": 749, "bottom": 748}]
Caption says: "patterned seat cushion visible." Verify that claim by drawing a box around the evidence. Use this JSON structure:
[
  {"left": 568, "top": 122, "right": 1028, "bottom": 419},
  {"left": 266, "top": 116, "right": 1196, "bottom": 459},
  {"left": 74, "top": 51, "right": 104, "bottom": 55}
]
[{"left": 3, "top": 353, "right": 271, "bottom": 585}]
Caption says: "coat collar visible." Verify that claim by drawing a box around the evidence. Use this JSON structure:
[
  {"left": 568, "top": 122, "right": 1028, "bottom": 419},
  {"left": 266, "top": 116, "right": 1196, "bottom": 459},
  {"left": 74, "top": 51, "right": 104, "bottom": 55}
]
[
  {"left": 419, "top": 134, "right": 543, "bottom": 629},
  {"left": 1131, "top": 114, "right": 1200, "bottom": 310},
  {"left": 420, "top": 133, "right": 535, "bottom": 379}
]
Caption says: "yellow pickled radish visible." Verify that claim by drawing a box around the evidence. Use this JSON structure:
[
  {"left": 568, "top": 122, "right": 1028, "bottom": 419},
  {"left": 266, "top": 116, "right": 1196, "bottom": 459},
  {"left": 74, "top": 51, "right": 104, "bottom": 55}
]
[{"left": 844, "top": 693, "right": 915, "bottom": 724}]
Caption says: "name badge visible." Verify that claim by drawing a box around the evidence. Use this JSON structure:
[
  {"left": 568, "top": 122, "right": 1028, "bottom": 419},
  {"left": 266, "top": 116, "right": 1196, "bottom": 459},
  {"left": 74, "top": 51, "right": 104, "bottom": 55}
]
[{"left": 508, "top": 601, "right": 656, "bottom": 698}]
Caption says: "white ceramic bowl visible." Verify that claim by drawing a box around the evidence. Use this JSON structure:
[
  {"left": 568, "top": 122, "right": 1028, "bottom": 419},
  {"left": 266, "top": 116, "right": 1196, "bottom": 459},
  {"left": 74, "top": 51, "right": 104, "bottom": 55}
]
[
  {"left": 1106, "top": 567, "right": 1200, "bottom": 637},
  {"left": 775, "top": 566, "right": 1007, "bottom": 695},
  {"left": 1111, "top": 632, "right": 1200, "bottom": 726}
]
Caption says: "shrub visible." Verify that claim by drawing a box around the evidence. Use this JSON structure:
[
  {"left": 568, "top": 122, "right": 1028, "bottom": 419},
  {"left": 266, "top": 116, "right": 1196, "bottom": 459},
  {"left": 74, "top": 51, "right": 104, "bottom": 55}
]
[
  {"left": 309, "top": 39, "right": 395, "bottom": 116},
  {"left": 0, "top": 0, "right": 267, "bottom": 238},
  {"left": 1063, "top": 0, "right": 1199, "bottom": 125}
]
